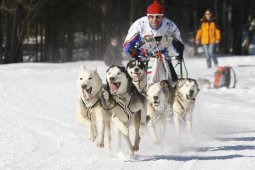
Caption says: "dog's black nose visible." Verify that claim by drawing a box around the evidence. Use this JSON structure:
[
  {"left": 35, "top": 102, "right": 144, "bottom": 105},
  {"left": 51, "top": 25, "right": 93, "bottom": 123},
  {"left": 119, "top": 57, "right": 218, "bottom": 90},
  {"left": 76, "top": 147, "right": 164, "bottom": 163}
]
[
  {"left": 109, "top": 77, "right": 115, "bottom": 81},
  {"left": 189, "top": 90, "right": 194, "bottom": 95},
  {"left": 81, "top": 84, "right": 86, "bottom": 89},
  {"left": 153, "top": 96, "right": 158, "bottom": 100},
  {"left": 134, "top": 68, "right": 139, "bottom": 72}
]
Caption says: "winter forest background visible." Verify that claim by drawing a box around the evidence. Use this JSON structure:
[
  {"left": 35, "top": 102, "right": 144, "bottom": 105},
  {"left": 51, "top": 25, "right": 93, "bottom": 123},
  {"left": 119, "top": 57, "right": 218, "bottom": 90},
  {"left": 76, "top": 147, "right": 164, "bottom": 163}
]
[{"left": 1, "top": 0, "right": 255, "bottom": 64}]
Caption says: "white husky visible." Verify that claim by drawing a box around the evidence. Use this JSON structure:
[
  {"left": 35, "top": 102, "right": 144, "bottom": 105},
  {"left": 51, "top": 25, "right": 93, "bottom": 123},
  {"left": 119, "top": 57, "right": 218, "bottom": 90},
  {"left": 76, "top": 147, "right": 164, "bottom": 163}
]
[
  {"left": 76, "top": 65, "right": 111, "bottom": 151},
  {"left": 106, "top": 65, "right": 146, "bottom": 157},
  {"left": 170, "top": 78, "right": 199, "bottom": 135},
  {"left": 146, "top": 80, "right": 172, "bottom": 144}
]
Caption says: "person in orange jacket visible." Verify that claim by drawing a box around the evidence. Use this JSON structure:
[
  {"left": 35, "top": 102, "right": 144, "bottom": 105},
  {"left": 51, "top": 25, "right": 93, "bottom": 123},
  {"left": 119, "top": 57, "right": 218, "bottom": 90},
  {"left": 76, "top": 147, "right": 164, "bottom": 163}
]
[{"left": 195, "top": 9, "right": 221, "bottom": 68}]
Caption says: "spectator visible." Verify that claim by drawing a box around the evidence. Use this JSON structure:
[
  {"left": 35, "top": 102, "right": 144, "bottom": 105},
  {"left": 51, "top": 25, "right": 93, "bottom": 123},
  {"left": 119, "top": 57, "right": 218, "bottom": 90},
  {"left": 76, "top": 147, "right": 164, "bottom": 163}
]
[
  {"left": 104, "top": 38, "right": 122, "bottom": 66},
  {"left": 195, "top": 9, "right": 221, "bottom": 68}
]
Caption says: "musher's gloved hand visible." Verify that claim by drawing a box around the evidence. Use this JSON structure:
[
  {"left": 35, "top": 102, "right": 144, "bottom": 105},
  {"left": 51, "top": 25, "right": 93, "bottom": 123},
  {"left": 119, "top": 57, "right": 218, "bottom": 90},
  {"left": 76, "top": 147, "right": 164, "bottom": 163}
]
[
  {"left": 175, "top": 54, "right": 183, "bottom": 61},
  {"left": 172, "top": 39, "right": 184, "bottom": 55},
  {"left": 128, "top": 46, "right": 140, "bottom": 59}
]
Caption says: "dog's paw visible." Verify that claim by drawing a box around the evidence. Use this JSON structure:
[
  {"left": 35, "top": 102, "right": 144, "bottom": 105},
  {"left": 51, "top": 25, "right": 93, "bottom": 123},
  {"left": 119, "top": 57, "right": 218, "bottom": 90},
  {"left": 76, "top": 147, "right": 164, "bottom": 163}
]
[
  {"left": 128, "top": 149, "right": 134, "bottom": 157},
  {"left": 133, "top": 145, "right": 139, "bottom": 151},
  {"left": 97, "top": 142, "right": 104, "bottom": 148},
  {"left": 89, "top": 134, "right": 96, "bottom": 142}
]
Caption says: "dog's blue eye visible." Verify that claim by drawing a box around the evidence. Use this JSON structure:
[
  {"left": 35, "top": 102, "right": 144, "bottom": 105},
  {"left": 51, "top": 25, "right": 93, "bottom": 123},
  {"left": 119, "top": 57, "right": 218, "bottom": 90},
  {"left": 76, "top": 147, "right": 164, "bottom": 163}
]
[
  {"left": 80, "top": 78, "right": 83, "bottom": 80},
  {"left": 117, "top": 72, "right": 121, "bottom": 75}
]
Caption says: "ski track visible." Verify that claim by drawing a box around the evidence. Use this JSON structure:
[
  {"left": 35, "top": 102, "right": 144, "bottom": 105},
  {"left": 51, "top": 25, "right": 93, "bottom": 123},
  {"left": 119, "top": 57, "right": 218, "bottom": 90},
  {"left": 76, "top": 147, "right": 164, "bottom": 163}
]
[{"left": 0, "top": 58, "right": 255, "bottom": 169}]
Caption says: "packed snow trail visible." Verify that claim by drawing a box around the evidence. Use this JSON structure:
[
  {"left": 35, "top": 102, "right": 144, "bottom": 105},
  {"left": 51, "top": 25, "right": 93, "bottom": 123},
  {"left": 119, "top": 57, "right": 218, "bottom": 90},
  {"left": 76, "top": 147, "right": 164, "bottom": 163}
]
[{"left": 0, "top": 58, "right": 255, "bottom": 169}]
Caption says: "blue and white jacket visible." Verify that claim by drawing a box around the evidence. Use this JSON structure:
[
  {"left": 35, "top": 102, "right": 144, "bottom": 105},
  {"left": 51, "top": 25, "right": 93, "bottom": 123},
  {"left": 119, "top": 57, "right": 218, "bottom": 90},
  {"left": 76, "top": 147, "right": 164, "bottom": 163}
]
[{"left": 123, "top": 16, "right": 183, "bottom": 58}]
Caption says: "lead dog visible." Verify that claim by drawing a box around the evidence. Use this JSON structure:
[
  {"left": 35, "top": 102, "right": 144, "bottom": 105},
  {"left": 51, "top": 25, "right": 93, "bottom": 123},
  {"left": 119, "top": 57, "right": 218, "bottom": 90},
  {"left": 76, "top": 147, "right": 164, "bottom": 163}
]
[
  {"left": 106, "top": 65, "right": 146, "bottom": 157},
  {"left": 76, "top": 65, "right": 111, "bottom": 151},
  {"left": 146, "top": 80, "right": 172, "bottom": 144},
  {"left": 170, "top": 78, "right": 199, "bottom": 135},
  {"left": 127, "top": 60, "right": 147, "bottom": 94}
]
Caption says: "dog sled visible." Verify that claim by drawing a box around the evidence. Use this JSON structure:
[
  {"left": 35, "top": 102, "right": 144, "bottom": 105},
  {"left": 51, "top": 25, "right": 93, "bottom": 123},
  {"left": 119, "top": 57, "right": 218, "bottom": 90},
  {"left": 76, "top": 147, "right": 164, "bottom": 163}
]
[{"left": 133, "top": 34, "right": 186, "bottom": 86}]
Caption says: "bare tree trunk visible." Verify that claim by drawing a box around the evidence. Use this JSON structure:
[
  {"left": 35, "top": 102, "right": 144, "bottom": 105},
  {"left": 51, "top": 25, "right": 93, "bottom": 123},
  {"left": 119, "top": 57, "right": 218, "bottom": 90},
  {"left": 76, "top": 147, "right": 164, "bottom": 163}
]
[
  {"left": 4, "top": 1, "right": 23, "bottom": 64},
  {"left": 44, "top": 9, "right": 60, "bottom": 62},
  {"left": 35, "top": 21, "right": 38, "bottom": 62},
  {"left": 242, "top": 17, "right": 255, "bottom": 55},
  {"left": 130, "top": 0, "right": 135, "bottom": 25},
  {"left": 221, "top": 0, "right": 229, "bottom": 54},
  {"left": 0, "top": 12, "right": 3, "bottom": 63},
  {"left": 66, "top": 23, "right": 74, "bottom": 62},
  {"left": 40, "top": 19, "right": 44, "bottom": 62},
  {"left": 232, "top": 0, "right": 243, "bottom": 55},
  {"left": 192, "top": 0, "right": 199, "bottom": 56}
]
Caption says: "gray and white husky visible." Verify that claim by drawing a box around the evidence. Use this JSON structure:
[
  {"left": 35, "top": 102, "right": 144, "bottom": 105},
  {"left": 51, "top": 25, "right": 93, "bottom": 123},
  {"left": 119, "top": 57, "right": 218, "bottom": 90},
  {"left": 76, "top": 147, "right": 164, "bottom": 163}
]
[
  {"left": 126, "top": 60, "right": 147, "bottom": 94},
  {"left": 146, "top": 80, "right": 172, "bottom": 144},
  {"left": 170, "top": 78, "right": 199, "bottom": 135},
  {"left": 106, "top": 65, "right": 146, "bottom": 157}
]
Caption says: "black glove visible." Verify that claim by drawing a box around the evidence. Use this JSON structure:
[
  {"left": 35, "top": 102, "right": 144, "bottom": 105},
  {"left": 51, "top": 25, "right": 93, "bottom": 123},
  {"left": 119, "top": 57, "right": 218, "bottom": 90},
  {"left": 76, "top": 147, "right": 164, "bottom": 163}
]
[
  {"left": 128, "top": 46, "right": 139, "bottom": 59},
  {"left": 175, "top": 54, "right": 183, "bottom": 61},
  {"left": 172, "top": 39, "right": 184, "bottom": 55}
]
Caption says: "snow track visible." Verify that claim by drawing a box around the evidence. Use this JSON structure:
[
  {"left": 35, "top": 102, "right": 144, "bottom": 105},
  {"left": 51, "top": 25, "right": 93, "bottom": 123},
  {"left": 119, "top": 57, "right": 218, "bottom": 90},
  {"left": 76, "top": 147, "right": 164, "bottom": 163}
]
[{"left": 0, "top": 58, "right": 255, "bottom": 169}]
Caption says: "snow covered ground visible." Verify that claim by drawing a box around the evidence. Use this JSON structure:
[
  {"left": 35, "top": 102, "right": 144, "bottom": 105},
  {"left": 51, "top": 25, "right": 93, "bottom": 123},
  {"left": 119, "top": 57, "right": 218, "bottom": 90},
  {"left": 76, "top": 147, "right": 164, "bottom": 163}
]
[{"left": 0, "top": 56, "right": 255, "bottom": 170}]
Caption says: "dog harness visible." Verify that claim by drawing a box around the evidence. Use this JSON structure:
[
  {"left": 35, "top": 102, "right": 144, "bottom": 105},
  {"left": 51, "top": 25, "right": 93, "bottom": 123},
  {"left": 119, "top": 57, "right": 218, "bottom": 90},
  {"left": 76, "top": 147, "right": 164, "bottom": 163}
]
[
  {"left": 173, "top": 94, "right": 195, "bottom": 119},
  {"left": 81, "top": 98, "right": 100, "bottom": 120},
  {"left": 116, "top": 94, "right": 135, "bottom": 120}
]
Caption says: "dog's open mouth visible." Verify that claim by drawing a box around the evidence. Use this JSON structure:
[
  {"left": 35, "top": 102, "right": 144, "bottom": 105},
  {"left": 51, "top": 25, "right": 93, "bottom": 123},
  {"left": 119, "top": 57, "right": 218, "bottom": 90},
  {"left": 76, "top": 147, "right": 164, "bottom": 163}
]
[
  {"left": 132, "top": 72, "right": 141, "bottom": 82},
  {"left": 186, "top": 94, "right": 195, "bottom": 100},
  {"left": 83, "top": 87, "right": 92, "bottom": 101},
  {"left": 110, "top": 82, "right": 120, "bottom": 94},
  {"left": 153, "top": 101, "right": 160, "bottom": 107}
]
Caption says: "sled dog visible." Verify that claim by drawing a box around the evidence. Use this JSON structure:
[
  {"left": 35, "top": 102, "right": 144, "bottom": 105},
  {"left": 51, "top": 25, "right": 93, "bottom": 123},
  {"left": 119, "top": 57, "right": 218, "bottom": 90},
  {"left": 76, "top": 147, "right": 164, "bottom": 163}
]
[
  {"left": 106, "top": 65, "right": 146, "bottom": 157},
  {"left": 127, "top": 60, "right": 147, "bottom": 94},
  {"left": 76, "top": 65, "right": 111, "bottom": 150},
  {"left": 170, "top": 78, "right": 199, "bottom": 135},
  {"left": 146, "top": 80, "right": 172, "bottom": 144}
]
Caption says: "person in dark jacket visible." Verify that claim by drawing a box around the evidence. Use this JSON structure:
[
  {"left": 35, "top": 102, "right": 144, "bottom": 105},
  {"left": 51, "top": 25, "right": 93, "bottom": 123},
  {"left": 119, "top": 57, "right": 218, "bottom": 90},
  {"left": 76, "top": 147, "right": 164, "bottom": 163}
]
[{"left": 104, "top": 38, "right": 122, "bottom": 66}]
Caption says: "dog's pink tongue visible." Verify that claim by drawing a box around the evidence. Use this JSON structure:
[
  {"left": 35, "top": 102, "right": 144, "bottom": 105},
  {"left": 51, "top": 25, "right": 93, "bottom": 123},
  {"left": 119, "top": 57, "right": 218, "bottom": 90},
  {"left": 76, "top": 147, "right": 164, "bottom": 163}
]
[
  {"left": 133, "top": 74, "right": 139, "bottom": 81},
  {"left": 110, "top": 83, "right": 118, "bottom": 93},
  {"left": 83, "top": 89, "right": 91, "bottom": 100}
]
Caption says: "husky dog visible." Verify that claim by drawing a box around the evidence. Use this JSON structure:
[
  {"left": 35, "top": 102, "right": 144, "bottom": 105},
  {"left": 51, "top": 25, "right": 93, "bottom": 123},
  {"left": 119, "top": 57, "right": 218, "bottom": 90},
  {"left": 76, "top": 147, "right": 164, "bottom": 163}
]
[
  {"left": 146, "top": 80, "right": 172, "bottom": 144},
  {"left": 127, "top": 60, "right": 147, "bottom": 94},
  {"left": 170, "top": 78, "right": 199, "bottom": 135},
  {"left": 106, "top": 65, "right": 146, "bottom": 157},
  {"left": 76, "top": 65, "right": 111, "bottom": 150}
]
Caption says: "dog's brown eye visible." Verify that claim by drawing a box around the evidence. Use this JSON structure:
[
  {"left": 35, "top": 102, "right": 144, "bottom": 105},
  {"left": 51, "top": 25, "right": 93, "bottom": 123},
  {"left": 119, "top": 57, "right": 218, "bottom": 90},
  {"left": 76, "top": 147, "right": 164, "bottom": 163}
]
[
  {"left": 80, "top": 78, "right": 83, "bottom": 80},
  {"left": 117, "top": 72, "right": 121, "bottom": 75},
  {"left": 89, "top": 77, "right": 92, "bottom": 80}
]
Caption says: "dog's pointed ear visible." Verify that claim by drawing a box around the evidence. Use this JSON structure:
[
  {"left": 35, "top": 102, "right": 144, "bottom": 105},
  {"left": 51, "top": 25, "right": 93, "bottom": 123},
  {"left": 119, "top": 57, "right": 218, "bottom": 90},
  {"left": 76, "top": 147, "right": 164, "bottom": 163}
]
[
  {"left": 178, "top": 79, "right": 186, "bottom": 88},
  {"left": 160, "top": 80, "right": 170, "bottom": 94},
  {"left": 79, "top": 64, "right": 86, "bottom": 72},
  {"left": 171, "top": 81, "right": 178, "bottom": 88}
]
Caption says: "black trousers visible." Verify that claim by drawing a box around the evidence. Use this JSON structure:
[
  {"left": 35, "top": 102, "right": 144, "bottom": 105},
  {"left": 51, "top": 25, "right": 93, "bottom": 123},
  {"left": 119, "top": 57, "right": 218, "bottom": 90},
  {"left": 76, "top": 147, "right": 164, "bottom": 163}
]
[{"left": 168, "top": 61, "right": 178, "bottom": 82}]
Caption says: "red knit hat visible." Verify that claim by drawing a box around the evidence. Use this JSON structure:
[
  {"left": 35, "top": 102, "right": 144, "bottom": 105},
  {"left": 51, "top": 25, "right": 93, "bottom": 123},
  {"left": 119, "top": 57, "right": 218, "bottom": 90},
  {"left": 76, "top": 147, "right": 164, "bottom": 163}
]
[{"left": 147, "top": 0, "right": 165, "bottom": 15}]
